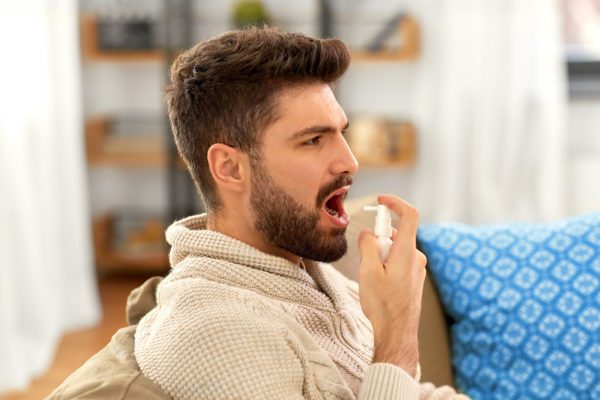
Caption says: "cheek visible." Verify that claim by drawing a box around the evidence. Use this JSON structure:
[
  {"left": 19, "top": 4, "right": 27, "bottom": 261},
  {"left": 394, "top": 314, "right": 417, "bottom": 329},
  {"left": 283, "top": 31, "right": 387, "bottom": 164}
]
[{"left": 272, "top": 160, "right": 322, "bottom": 202}]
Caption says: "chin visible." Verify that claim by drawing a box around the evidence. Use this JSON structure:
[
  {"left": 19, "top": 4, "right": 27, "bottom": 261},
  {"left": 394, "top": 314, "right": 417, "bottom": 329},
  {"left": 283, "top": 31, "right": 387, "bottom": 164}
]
[{"left": 308, "top": 235, "right": 348, "bottom": 263}]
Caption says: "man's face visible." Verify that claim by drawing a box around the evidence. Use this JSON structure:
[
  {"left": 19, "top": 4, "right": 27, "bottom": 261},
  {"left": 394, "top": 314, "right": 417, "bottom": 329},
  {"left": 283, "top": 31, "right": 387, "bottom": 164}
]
[{"left": 249, "top": 83, "right": 359, "bottom": 262}]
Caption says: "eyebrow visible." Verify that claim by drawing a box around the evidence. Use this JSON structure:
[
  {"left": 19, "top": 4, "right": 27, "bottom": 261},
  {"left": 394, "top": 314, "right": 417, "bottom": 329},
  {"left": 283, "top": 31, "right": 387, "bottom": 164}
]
[{"left": 290, "top": 120, "right": 350, "bottom": 140}]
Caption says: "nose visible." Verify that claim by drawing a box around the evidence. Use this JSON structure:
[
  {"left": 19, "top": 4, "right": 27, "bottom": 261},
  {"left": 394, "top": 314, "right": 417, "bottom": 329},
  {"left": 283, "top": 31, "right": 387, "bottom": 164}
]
[{"left": 330, "top": 134, "right": 359, "bottom": 176}]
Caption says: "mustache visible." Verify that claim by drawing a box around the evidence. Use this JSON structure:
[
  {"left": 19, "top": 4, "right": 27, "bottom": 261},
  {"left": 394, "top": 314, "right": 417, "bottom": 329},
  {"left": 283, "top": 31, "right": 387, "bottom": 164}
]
[{"left": 316, "top": 174, "right": 353, "bottom": 207}]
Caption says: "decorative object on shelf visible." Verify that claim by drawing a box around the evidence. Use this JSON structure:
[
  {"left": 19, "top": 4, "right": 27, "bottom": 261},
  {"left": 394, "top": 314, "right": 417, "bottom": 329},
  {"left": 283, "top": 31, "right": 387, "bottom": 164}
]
[
  {"left": 232, "top": 0, "right": 271, "bottom": 29},
  {"left": 80, "top": 14, "right": 163, "bottom": 61},
  {"left": 93, "top": 213, "right": 169, "bottom": 273},
  {"left": 346, "top": 117, "right": 416, "bottom": 167},
  {"left": 96, "top": 15, "right": 157, "bottom": 51},
  {"left": 366, "top": 13, "right": 405, "bottom": 52},
  {"left": 352, "top": 13, "right": 420, "bottom": 61}
]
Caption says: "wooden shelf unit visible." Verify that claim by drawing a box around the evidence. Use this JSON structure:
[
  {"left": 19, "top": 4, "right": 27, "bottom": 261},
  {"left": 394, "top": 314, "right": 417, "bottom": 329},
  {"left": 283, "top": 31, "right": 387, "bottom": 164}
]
[
  {"left": 80, "top": 14, "right": 164, "bottom": 62},
  {"left": 85, "top": 117, "right": 186, "bottom": 168},
  {"left": 80, "top": 13, "right": 419, "bottom": 63},
  {"left": 81, "top": 11, "right": 420, "bottom": 274},
  {"left": 351, "top": 15, "right": 420, "bottom": 62}
]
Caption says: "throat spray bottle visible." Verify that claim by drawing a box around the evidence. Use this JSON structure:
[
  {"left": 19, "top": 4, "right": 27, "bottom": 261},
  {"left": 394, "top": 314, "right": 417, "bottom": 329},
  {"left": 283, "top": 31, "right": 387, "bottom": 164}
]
[{"left": 363, "top": 205, "right": 393, "bottom": 261}]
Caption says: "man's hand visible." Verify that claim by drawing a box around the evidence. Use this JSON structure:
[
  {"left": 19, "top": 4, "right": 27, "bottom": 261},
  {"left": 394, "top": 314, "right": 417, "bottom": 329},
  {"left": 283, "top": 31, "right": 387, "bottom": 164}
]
[{"left": 357, "top": 195, "right": 427, "bottom": 378}]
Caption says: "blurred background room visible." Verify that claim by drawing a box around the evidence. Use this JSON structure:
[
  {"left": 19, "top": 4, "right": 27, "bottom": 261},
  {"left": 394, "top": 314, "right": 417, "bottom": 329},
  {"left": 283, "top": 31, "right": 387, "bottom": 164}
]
[{"left": 1, "top": 0, "right": 599, "bottom": 398}]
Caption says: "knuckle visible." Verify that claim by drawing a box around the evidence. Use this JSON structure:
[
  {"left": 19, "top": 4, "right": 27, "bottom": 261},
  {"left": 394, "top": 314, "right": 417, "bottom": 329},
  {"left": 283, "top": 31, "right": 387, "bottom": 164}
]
[
  {"left": 406, "top": 205, "right": 419, "bottom": 219},
  {"left": 396, "top": 203, "right": 418, "bottom": 219}
]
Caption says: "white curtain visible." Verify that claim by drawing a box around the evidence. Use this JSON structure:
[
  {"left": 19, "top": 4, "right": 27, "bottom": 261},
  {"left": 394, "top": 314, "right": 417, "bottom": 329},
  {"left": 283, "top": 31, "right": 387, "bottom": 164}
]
[
  {"left": 0, "top": 0, "right": 101, "bottom": 393},
  {"left": 412, "top": 0, "right": 568, "bottom": 224}
]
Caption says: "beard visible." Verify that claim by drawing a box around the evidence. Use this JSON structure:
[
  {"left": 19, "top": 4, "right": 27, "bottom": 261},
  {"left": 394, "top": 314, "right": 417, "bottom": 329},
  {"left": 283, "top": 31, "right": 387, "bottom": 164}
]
[{"left": 249, "top": 159, "right": 351, "bottom": 263}]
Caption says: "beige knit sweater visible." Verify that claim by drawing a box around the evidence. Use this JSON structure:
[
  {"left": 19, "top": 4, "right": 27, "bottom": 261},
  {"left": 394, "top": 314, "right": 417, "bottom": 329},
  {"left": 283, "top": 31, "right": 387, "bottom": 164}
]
[{"left": 134, "top": 214, "right": 468, "bottom": 399}]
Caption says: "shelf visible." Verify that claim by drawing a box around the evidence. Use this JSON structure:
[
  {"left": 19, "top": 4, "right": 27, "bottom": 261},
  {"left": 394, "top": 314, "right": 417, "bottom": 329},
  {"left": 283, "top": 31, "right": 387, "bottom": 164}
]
[
  {"left": 351, "top": 15, "right": 420, "bottom": 62},
  {"left": 85, "top": 117, "right": 185, "bottom": 168},
  {"left": 80, "top": 14, "right": 164, "bottom": 62},
  {"left": 92, "top": 214, "right": 169, "bottom": 273}
]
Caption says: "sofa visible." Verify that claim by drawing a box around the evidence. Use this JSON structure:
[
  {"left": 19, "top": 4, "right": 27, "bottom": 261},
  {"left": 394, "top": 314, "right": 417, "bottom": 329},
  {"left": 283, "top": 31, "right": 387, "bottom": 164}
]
[
  {"left": 336, "top": 196, "right": 599, "bottom": 400},
  {"left": 48, "top": 196, "right": 599, "bottom": 399}
]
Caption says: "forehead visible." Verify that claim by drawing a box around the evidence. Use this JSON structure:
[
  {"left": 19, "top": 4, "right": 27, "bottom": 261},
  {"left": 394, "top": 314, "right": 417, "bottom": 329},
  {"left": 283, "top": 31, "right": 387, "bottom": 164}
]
[{"left": 264, "top": 83, "right": 347, "bottom": 141}]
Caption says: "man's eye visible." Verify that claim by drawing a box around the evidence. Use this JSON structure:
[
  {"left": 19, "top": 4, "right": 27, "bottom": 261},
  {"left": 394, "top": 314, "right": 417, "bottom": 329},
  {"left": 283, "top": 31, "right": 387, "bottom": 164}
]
[{"left": 304, "top": 136, "right": 322, "bottom": 146}]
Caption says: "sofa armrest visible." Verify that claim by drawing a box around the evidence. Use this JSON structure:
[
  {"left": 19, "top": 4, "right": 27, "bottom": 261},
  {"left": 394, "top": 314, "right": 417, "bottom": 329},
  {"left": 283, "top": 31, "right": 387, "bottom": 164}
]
[{"left": 419, "top": 274, "right": 454, "bottom": 387}]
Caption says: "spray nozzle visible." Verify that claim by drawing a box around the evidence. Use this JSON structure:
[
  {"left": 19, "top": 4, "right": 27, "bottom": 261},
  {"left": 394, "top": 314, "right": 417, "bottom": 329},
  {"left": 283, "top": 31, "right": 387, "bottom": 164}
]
[{"left": 363, "top": 205, "right": 393, "bottom": 238}]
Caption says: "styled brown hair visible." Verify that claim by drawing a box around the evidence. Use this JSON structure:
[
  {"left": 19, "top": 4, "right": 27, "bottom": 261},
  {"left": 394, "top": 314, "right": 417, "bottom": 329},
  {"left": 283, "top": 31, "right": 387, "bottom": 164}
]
[{"left": 165, "top": 26, "right": 351, "bottom": 212}]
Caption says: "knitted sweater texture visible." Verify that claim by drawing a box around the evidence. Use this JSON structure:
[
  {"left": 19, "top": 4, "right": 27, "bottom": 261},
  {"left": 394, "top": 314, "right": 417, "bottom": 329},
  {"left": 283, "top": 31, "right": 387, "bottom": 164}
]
[{"left": 134, "top": 214, "right": 468, "bottom": 399}]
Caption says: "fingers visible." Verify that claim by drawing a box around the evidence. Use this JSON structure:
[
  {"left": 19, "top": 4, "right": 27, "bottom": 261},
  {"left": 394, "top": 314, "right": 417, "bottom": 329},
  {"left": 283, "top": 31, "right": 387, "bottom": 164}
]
[
  {"left": 358, "top": 229, "right": 381, "bottom": 266},
  {"left": 377, "top": 195, "right": 420, "bottom": 238},
  {"left": 377, "top": 195, "right": 420, "bottom": 261},
  {"left": 416, "top": 250, "right": 427, "bottom": 268}
]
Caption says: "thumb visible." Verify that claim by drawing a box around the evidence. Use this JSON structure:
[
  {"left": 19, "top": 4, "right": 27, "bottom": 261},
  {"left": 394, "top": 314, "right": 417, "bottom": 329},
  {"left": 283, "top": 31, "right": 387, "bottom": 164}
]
[{"left": 358, "top": 228, "right": 381, "bottom": 265}]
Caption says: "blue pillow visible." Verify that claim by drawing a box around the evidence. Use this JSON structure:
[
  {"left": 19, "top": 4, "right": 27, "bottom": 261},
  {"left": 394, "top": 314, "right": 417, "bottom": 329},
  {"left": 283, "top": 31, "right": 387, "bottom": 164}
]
[{"left": 417, "top": 212, "right": 600, "bottom": 400}]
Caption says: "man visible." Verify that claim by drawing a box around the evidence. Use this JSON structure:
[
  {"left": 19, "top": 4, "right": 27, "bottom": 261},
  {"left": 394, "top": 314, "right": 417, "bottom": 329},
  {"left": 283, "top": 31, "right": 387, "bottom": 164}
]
[
  {"left": 131, "top": 27, "right": 468, "bottom": 399},
  {"left": 50, "top": 27, "right": 467, "bottom": 399}
]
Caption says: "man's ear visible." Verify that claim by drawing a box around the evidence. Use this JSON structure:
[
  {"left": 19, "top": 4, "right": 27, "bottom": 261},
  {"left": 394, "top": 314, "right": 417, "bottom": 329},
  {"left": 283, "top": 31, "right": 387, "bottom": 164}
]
[{"left": 207, "top": 143, "right": 247, "bottom": 193}]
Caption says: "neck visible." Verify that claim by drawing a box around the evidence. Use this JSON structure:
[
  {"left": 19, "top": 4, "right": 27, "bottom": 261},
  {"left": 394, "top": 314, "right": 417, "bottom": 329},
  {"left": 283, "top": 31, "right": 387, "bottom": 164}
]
[{"left": 206, "top": 211, "right": 302, "bottom": 266}]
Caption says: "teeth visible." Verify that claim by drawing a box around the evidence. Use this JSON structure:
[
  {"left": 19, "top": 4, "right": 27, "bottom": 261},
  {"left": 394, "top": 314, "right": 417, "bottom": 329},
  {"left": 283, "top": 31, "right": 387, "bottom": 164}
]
[{"left": 326, "top": 206, "right": 338, "bottom": 216}]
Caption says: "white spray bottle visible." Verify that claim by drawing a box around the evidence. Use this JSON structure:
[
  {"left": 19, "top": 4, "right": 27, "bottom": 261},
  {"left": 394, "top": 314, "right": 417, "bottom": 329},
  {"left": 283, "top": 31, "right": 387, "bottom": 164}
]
[{"left": 363, "top": 205, "right": 393, "bottom": 261}]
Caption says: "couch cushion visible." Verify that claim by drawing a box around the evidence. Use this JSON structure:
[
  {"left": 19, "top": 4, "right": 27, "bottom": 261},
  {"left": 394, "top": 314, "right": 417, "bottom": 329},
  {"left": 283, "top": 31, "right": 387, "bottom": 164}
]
[
  {"left": 333, "top": 195, "right": 454, "bottom": 387},
  {"left": 47, "top": 276, "right": 169, "bottom": 399},
  {"left": 46, "top": 326, "right": 169, "bottom": 399},
  {"left": 417, "top": 212, "right": 600, "bottom": 400}
]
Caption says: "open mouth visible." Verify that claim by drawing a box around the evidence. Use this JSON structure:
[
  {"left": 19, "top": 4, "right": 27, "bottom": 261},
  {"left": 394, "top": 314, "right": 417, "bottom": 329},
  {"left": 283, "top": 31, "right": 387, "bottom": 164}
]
[{"left": 322, "top": 187, "right": 350, "bottom": 226}]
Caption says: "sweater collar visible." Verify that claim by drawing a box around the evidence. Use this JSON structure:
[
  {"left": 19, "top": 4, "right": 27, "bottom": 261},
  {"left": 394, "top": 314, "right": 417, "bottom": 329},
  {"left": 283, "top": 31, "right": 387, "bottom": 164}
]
[
  {"left": 166, "top": 214, "right": 354, "bottom": 312},
  {"left": 167, "top": 214, "right": 311, "bottom": 281}
]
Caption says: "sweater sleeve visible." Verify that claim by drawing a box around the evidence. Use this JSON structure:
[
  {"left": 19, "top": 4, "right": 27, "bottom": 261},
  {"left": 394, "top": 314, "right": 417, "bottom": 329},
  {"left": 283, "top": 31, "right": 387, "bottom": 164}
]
[
  {"left": 419, "top": 382, "right": 471, "bottom": 399},
  {"left": 358, "top": 363, "right": 470, "bottom": 400},
  {"left": 359, "top": 363, "right": 420, "bottom": 399}
]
